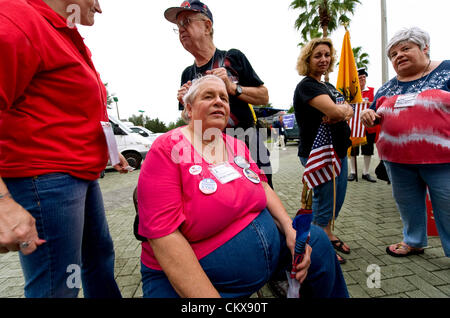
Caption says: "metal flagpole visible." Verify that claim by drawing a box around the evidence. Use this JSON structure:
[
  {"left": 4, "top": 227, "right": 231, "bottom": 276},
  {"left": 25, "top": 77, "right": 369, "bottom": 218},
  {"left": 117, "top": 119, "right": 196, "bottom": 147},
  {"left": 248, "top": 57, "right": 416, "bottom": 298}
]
[{"left": 381, "top": 0, "right": 389, "bottom": 84}]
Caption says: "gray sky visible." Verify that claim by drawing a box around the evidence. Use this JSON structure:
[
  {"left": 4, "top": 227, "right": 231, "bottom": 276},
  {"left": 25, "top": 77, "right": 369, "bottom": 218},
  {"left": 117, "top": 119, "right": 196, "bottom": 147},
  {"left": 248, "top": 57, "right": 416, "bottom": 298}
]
[{"left": 79, "top": 0, "right": 449, "bottom": 125}]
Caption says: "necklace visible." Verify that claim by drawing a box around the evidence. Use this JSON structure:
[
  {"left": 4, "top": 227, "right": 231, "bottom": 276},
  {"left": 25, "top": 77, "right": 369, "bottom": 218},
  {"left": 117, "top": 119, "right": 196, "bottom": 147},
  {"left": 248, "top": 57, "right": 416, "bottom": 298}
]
[
  {"left": 392, "top": 59, "right": 432, "bottom": 96},
  {"left": 189, "top": 129, "right": 227, "bottom": 164}
]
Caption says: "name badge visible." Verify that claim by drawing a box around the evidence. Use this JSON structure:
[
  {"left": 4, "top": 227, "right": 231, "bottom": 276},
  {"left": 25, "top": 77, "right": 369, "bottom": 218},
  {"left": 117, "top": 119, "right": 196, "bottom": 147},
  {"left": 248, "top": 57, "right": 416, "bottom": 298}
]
[
  {"left": 209, "top": 163, "right": 241, "bottom": 184},
  {"left": 100, "top": 121, "right": 120, "bottom": 166},
  {"left": 394, "top": 93, "right": 418, "bottom": 108}
]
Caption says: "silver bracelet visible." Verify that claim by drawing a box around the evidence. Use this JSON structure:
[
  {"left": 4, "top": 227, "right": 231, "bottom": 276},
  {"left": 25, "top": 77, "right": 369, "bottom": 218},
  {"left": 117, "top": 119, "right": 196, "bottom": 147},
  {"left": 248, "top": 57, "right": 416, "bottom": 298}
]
[{"left": 0, "top": 192, "right": 12, "bottom": 200}]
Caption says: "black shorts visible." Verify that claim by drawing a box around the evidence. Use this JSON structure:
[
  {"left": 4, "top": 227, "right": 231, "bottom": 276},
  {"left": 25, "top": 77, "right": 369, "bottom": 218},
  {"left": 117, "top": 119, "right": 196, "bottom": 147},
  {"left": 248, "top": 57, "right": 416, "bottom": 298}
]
[{"left": 350, "top": 131, "right": 376, "bottom": 156}]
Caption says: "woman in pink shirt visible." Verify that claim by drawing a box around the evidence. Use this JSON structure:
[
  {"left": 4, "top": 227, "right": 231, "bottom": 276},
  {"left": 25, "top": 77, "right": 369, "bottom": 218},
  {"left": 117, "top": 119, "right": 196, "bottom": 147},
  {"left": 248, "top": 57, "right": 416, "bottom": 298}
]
[{"left": 137, "top": 75, "right": 348, "bottom": 298}]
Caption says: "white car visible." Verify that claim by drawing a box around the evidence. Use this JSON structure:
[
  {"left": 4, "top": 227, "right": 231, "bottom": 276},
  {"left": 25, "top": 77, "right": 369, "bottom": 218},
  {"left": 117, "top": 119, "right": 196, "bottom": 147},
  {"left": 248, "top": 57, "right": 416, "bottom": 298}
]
[
  {"left": 128, "top": 126, "right": 163, "bottom": 144},
  {"left": 107, "top": 116, "right": 151, "bottom": 169}
]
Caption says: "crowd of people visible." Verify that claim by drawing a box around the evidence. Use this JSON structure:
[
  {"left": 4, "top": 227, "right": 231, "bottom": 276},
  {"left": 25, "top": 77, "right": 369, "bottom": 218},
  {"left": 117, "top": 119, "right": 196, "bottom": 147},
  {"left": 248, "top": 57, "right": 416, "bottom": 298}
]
[{"left": 0, "top": 0, "right": 448, "bottom": 299}]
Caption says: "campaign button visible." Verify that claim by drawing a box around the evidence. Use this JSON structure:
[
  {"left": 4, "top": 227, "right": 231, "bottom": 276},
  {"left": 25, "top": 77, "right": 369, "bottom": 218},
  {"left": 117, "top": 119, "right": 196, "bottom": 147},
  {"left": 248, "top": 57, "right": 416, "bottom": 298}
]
[
  {"left": 199, "top": 178, "right": 217, "bottom": 195},
  {"left": 189, "top": 165, "right": 202, "bottom": 175},
  {"left": 234, "top": 156, "right": 250, "bottom": 169},
  {"left": 243, "top": 168, "right": 260, "bottom": 184}
]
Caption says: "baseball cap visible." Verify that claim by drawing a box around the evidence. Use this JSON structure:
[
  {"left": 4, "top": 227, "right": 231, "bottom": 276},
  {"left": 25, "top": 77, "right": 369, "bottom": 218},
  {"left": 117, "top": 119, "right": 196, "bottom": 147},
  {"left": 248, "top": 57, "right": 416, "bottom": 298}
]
[{"left": 164, "top": 0, "right": 213, "bottom": 24}]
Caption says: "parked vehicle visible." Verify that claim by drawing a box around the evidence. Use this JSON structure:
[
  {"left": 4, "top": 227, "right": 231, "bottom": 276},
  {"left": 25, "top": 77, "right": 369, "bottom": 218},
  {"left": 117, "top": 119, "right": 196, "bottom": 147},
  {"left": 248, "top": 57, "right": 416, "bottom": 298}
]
[
  {"left": 128, "top": 126, "right": 163, "bottom": 144},
  {"left": 106, "top": 115, "right": 151, "bottom": 170},
  {"left": 273, "top": 113, "right": 299, "bottom": 142}
]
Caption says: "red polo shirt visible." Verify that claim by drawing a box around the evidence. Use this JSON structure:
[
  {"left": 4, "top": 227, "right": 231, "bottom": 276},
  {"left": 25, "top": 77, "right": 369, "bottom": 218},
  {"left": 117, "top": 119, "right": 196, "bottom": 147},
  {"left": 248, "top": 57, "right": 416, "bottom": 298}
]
[
  {"left": 362, "top": 86, "right": 380, "bottom": 136},
  {"left": 0, "top": 0, "right": 109, "bottom": 180}
]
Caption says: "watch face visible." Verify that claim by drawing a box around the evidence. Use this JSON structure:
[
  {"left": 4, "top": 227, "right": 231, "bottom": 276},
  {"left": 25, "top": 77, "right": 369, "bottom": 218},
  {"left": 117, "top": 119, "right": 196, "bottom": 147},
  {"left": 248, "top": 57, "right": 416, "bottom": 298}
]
[{"left": 236, "top": 85, "right": 242, "bottom": 96}]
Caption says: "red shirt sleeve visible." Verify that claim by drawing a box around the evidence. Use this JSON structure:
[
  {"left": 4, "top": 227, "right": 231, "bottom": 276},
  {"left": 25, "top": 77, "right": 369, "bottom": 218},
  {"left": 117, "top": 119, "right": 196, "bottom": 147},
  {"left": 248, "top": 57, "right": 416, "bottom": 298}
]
[{"left": 0, "top": 15, "right": 41, "bottom": 111}]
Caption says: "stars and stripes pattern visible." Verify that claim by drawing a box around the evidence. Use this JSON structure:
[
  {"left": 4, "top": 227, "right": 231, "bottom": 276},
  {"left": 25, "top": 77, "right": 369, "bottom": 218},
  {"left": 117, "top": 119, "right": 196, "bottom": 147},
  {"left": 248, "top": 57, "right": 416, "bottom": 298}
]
[
  {"left": 302, "top": 123, "right": 341, "bottom": 189},
  {"left": 348, "top": 103, "right": 369, "bottom": 138}
]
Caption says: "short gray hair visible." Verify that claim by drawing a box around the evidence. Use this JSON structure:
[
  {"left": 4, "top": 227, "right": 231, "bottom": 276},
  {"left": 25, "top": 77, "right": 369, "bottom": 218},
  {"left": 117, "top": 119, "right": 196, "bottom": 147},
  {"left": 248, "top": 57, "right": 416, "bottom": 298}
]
[
  {"left": 386, "top": 27, "right": 430, "bottom": 59},
  {"left": 181, "top": 75, "right": 226, "bottom": 123}
]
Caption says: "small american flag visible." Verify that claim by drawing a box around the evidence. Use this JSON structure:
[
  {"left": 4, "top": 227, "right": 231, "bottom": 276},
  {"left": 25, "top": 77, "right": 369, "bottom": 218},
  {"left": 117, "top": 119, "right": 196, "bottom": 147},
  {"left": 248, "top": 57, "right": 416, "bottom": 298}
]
[
  {"left": 348, "top": 103, "right": 369, "bottom": 138},
  {"left": 302, "top": 123, "right": 341, "bottom": 189}
]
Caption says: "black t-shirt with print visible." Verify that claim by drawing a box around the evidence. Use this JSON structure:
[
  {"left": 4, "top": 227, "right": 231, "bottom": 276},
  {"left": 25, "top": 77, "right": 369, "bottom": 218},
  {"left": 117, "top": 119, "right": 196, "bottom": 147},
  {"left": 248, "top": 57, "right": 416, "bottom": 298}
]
[
  {"left": 293, "top": 76, "right": 351, "bottom": 158},
  {"left": 180, "top": 48, "right": 264, "bottom": 130}
]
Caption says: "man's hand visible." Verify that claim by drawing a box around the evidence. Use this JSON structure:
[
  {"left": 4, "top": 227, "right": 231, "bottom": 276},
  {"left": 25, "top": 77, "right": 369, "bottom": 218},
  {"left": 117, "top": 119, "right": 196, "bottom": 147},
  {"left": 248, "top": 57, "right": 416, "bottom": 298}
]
[
  {"left": 177, "top": 81, "right": 192, "bottom": 105},
  {"left": 205, "top": 68, "right": 236, "bottom": 96},
  {"left": 0, "top": 195, "right": 45, "bottom": 255}
]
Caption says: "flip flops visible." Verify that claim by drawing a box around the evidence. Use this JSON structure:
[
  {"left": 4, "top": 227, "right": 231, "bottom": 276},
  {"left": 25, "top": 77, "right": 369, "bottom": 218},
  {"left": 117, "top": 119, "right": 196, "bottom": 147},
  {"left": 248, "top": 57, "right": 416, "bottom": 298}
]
[
  {"left": 336, "top": 253, "right": 346, "bottom": 265},
  {"left": 386, "top": 242, "right": 424, "bottom": 257},
  {"left": 331, "top": 237, "right": 351, "bottom": 255}
]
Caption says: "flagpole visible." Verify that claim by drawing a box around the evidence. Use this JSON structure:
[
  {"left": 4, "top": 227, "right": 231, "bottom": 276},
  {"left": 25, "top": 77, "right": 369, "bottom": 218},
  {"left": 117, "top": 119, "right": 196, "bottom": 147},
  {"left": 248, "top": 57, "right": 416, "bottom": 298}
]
[
  {"left": 381, "top": 0, "right": 389, "bottom": 84},
  {"left": 332, "top": 165, "right": 336, "bottom": 231}
]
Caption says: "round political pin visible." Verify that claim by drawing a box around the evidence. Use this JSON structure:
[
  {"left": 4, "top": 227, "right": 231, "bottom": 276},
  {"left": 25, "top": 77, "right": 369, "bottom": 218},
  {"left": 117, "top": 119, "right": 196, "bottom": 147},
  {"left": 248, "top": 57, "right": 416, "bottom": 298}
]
[
  {"left": 199, "top": 178, "right": 217, "bottom": 195},
  {"left": 189, "top": 165, "right": 202, "bottom": 175},
  {"left": 234, "top": 156, "right": 250, "bottom": 169},
  {"left": 243, "top": 168, "right": 260, "bottom": 184}
]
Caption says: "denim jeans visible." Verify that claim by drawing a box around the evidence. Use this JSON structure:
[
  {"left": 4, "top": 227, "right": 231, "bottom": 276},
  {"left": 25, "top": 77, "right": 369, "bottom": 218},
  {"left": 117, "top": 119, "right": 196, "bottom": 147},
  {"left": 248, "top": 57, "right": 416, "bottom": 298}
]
[
  {"left": 384, "top": 161, "right": 450, "bottom": 256},
  {"left": 4, "top": 173, "right": 121, "bottom": 298},
  {"left": 300, "top": 156, "right": 348, "bottom": 227},
  {"left": 141, "top": 208, "right": 348, "bottom": 298}
]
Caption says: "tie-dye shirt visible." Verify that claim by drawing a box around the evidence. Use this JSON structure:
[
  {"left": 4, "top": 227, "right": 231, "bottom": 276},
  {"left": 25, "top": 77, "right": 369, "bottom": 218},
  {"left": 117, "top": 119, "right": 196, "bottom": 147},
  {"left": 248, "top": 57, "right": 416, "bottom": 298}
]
[{"left": 370, "top": 60, "right": 450, "bottom": 164}]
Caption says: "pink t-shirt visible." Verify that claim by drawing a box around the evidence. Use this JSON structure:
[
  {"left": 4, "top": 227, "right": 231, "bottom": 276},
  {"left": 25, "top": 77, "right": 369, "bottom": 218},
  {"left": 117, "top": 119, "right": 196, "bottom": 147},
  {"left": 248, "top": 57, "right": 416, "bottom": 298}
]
[{"left": 138, "top": 127, "right": 267, "bottom": 270}]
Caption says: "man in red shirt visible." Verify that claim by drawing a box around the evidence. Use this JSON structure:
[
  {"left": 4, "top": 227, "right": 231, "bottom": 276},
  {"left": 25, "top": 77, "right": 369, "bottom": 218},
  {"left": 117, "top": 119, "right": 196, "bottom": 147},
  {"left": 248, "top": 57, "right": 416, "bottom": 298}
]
[
  {"left": 348, "top": 68, "right": 377, "bottom": 182},
  {"left": 0, "top": 0, "right": 127, "bottom": 297}
]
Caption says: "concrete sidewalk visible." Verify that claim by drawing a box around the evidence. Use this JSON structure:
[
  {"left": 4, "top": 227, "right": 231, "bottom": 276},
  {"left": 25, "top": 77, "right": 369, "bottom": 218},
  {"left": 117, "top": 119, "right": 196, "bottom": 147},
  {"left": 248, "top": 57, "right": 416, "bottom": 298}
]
[{"left": 0, "top": 142, "right": 449, "bottom": 298}]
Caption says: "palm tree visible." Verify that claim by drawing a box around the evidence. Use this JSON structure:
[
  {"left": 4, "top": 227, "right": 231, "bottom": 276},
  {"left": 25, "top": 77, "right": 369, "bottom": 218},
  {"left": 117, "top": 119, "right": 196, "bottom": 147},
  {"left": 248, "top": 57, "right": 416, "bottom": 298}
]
[
  {"left": 290, "top": 0, "right": 361, "bottom": 43},
  {"left": 336, "top": 46, "right": 370, "bottom": 69},
  {"left": 352, "top": 46, "right": 370, "bottom": 69}
]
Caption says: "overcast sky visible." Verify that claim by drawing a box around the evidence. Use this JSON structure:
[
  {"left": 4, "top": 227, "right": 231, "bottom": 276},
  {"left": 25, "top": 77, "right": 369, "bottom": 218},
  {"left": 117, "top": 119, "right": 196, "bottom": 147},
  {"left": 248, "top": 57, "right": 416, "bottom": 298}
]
[{"left": 79, "top": 0, "right": 449, "bottom": 125}]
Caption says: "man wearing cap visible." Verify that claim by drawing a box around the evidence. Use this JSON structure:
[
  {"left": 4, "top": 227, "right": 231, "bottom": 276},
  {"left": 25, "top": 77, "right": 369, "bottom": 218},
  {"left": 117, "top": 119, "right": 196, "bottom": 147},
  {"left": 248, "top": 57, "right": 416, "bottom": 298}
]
[
  {"left": 348, "top": 68, "right": 377, "bottom": 182},
  {"left": 165, "top": 0, "right": 274, "bottom": 188}
]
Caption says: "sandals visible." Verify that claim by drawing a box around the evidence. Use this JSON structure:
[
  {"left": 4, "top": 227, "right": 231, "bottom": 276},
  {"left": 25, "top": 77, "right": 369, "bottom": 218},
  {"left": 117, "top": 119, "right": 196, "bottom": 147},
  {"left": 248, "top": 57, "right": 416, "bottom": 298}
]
[
  {"left": 331, "top": 237, "right": 350, "bottom": 255},
  {"left": 386, "top": 242, "right": 424, "bottom": 257},
  {"left": 336, "top": 253, "right": 346, "bottom": 265}
]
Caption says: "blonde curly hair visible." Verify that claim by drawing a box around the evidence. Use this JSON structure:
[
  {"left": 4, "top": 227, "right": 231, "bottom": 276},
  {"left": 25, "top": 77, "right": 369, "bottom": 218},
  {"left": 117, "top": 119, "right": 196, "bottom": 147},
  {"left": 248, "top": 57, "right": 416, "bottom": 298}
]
[{"left": 296, "top": 38, "right": 337, "bottom": 76}]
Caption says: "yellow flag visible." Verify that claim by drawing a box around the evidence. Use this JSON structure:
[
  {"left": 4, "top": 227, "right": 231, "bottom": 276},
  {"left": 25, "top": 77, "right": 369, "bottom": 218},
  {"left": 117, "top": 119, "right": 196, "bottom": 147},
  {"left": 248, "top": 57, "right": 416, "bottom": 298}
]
[
  {"left": 336, "top": 30, "right": 365, "bottom": 149},
  {"left": 336, "top": 30, "right": 362, "bottom": 103}
]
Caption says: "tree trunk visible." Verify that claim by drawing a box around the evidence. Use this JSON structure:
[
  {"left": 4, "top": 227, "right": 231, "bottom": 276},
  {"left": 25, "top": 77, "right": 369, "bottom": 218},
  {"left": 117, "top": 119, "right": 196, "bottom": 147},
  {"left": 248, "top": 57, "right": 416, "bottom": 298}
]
[{"left": 322, "top": 25, "right": 328, "bottom": 38}]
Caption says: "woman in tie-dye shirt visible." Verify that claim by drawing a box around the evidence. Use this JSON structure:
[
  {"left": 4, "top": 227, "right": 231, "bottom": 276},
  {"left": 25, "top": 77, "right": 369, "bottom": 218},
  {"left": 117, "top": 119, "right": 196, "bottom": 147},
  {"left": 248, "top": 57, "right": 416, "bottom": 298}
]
[{"left": 361, "top": 27, "right": 450, "bottom": 258}]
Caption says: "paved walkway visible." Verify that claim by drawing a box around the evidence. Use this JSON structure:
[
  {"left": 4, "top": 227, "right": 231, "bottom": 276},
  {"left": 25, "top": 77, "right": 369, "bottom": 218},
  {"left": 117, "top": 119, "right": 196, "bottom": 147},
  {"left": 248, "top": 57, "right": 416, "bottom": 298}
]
[{"left": 1, "top": 142, "right": 449, "bottom": 298}]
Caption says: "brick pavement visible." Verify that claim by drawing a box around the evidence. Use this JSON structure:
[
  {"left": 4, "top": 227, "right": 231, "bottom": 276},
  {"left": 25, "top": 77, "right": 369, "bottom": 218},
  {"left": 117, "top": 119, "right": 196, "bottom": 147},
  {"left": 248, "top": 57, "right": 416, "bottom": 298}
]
[{"left": 1, "top": 142, "right": 449, "bottom": 298}]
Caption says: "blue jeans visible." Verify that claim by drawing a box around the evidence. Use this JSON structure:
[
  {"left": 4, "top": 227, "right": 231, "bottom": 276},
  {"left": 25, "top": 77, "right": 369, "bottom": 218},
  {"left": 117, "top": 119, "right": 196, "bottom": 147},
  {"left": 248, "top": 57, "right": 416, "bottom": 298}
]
[
  {"left": 384, "top": 161, "right": 450, "bottom": 256},
  {"left": 141, "top": 208, "right": 348, "bottom": 298},
  {"left": 300, "top": 157, "right": 348, "bottom": 227},
  {"left": 4, "top": 173, "right": 121, "bottom": 298}
]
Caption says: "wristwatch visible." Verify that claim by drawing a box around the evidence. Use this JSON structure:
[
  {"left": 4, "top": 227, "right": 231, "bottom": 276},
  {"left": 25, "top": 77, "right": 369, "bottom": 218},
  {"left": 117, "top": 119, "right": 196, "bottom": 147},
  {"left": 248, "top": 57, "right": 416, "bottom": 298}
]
[{"left": 235, "top": 84, "right": 242, "bottom": 97}]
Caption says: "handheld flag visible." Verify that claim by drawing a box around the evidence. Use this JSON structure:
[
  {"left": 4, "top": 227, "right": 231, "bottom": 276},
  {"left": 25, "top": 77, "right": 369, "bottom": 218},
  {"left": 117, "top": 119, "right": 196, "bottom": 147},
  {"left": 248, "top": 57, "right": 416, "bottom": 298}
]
[
  {"left": 287, "top": 183, "right": 313, "bottom": 298},
  {"left": 348, "top": 102, "right": 369, "bottom": 138},
  {"left": 336, "top": 30, "right": 362, "bottom": 104},
  {"left": 336, "top": 29, "right": 366, "bottom": 148},
  {"left": 302, "top": 123, "right": 341, "bottom": 189}
]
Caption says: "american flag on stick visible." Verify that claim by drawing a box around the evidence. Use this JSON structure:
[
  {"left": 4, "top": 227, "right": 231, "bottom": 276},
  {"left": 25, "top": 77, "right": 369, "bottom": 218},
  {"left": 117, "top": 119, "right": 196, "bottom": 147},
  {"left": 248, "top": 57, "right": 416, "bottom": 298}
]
[
  {"left": 348, "top": 103, "right": 369, "bottom": 138},
  {"left": 302, "top": 123, "right": 341, "bottom": 189}
]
